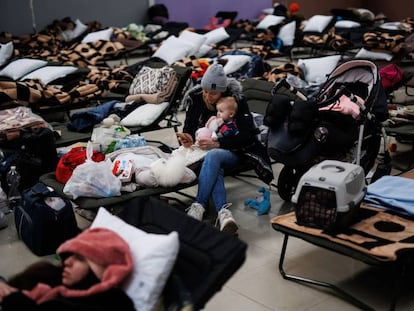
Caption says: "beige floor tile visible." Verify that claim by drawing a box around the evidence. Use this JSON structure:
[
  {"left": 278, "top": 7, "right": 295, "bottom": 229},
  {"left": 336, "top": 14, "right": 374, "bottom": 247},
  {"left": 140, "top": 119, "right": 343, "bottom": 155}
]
[{"left": 1, "top": 83, "right": 414, "bottom": 311}]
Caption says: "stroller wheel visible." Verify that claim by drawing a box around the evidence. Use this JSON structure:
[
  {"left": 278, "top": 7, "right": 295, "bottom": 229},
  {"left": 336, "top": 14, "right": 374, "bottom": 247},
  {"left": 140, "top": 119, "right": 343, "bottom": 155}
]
[{"left": 277, "top": 166, "right": 303, "bottom": 201}]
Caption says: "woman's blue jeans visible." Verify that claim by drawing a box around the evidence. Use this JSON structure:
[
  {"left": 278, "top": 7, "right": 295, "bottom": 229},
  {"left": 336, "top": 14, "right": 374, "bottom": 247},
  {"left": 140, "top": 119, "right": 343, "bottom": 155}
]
[{"left": 196, "top": 148, "right": 241, "bottom": 212}]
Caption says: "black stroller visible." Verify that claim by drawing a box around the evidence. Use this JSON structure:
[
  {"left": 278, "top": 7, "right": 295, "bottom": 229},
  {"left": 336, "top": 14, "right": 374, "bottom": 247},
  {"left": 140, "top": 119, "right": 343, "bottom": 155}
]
[{"left": 264, "top": 59, "right": 390, "bottom": 201}]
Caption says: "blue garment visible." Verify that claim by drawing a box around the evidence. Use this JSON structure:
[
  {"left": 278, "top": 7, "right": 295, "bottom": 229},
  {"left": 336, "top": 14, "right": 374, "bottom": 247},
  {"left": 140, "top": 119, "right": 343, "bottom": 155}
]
[
  {"left": 68, "top": 100, "right": 119, "bottom": 132},
  {"left": 270, "top": 37, "right": 283, "bottom": 51},
  {"left": 364, "top": 175, "right": 414, "bottom": 216},
  {"left": 196, "top": 149, "right": 241, "bottom": 211}
]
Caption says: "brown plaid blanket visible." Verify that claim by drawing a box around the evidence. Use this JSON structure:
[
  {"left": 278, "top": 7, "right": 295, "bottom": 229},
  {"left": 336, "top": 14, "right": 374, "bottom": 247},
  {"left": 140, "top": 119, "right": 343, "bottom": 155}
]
[
  {"left": 0, "top": 18, "right": 142, "bottom": 111},
  {"left": 272, "top": 205, "right": 414, "bottom": 262}
]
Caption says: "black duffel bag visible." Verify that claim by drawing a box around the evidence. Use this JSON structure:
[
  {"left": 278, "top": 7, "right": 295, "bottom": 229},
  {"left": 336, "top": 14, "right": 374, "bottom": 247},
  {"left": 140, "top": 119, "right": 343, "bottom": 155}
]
[{"left": 14, "top": 182, "right": 80, "bottom": 256}]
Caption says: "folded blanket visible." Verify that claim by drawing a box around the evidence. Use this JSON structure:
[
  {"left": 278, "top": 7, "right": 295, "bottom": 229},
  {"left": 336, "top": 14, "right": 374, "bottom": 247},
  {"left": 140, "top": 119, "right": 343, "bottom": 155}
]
[
  {"left": 68, "top": 99, "right": 119, "bottom": 132},
  {"left": 364, "top": 175, "right": 414, "bottom": 216},
  {"left": 171, "top": 145, "right": 208, "bottom": 166}
]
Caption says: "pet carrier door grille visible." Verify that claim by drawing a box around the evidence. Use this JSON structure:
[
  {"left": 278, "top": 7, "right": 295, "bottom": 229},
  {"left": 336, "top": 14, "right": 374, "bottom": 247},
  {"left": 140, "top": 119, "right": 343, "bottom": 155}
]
[{"left": 295, "top": 186, "right": 337, "bottom": 230}]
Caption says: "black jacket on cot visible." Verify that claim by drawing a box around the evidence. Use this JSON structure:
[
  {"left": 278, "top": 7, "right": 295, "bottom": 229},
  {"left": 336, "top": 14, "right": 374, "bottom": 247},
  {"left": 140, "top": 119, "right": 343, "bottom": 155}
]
[
  {"left": 182, "top": 81, "right": 274, "bottom": 184},
  {"left": 2, "top": 288, "right": 135, "bottom": 311}
]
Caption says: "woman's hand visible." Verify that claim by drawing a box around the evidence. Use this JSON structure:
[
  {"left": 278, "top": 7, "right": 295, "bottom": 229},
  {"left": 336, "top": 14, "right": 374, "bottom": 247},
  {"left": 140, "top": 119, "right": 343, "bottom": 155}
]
[
  {"left": 177, "top": 132, "right": 194, "bottom": 148},
  {"left": 197, "top": 137, "right": 220, "bottom": 150},
  {"left": 0, "top": 282, "right": 18, "bottom": 302}
]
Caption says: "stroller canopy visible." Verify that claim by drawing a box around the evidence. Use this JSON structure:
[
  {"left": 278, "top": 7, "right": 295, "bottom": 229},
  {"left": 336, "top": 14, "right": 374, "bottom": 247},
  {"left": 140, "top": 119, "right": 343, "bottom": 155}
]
[{"left": 317, "top": 59, "right": 389, "bottom": 122}]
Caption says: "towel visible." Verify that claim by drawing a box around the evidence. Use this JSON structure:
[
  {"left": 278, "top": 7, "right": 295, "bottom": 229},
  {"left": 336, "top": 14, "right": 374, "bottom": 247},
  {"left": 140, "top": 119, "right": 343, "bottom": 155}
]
[{"left": 364, "top": 175, "right": 414, "bottom": 216}]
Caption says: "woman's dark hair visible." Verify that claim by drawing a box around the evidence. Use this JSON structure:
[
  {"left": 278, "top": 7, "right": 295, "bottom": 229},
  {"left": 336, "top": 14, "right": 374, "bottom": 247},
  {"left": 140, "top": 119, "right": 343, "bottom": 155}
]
[
  {"left": 268, "top": 24, "right": 282, "bottom": 37},
  {"left": 273, "top": 4, "right": 288, "bottom": 17},
  {"left": 8, "top": 261, "right": 62, "bottom": 290},
  {"left": 148, "top": 4, "right": 169, "bottom": 21}
]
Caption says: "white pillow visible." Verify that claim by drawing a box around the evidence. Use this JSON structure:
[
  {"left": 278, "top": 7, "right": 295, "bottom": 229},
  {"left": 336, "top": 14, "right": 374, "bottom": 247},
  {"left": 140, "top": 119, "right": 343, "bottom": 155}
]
[
  {"left": 179, "top": 30, "right": 207, "bottom": 56},
  {"left": 220, "top": 54, "right": 251, "bottom": 75},
  {"left": 355, "top": 48, "right": 393, "bottom": 61},
  {"left": 197, "top": 44, "right": 213, "bottom": 57},
  {"left": 278, "top": 21, "right": 296, "bottom": 46},
  {"left": 256, "top": 15, "right": 285, "bottom": 29},
  {"left": 61, "top": 18, "right": 88, "bottom": 41},
  {"left": 20, "top": 65, "right": 78, "bottom": 85},
  {"left": 81, "top": 27, "right": 113, "bottom": 43},
  {"left": 0, "top": 58, "right": 47, "bottom": 80},
  {"left": 203, "top": 27, "right": 230, "bottom": 45},
  {"left": 262, "top": 8, "right": 274, "bottom": 15},
  {"left": 380, "top": 22, "right": 403, "bottom": 31},
  {"left": 152, "top": 36, "right": 194, "bottom": 65},
  {"left": 121, "top": 101, "right": 169, "bottom": 127},
  {"left": 297, "top": 55, "right": 341, "bottom": 84},
  {"left": 144, "top": 23, "right": 162, "bottom": 34},
  {"left": 334, "top": 20, "right": 361, "bottom": 28},
  {"left": 303, "top": 15, "right": 333, "bottom": 33},
  {"left": 91, "top": 207, "right": 179, "bottom": 311},
  {"left": 0, "top": 42, "right": 13, "bottom": 67}
]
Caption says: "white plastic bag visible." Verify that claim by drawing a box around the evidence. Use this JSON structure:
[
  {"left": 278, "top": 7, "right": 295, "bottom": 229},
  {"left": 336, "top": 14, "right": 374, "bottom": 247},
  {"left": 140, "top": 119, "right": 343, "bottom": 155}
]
[
  {"left": 91, "top": 124, "right": 131, "bottom": 153},
  {"left": 0, "top": 186, "right": 9, "bottom": 214},
  {"left": 63, "top": 142, "right": 121, "bottom": 199}
]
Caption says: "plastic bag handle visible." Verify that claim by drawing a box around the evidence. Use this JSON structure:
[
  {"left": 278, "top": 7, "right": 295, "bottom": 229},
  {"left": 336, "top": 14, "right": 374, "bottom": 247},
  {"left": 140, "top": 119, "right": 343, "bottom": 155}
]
[{"left": 86, "top": 141, "right": 93, "bottom": 162}]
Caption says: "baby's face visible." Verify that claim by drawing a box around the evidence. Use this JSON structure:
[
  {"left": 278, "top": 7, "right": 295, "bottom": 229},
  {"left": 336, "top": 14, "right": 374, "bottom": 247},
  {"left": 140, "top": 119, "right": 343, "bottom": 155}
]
[{"left": 216, "top": 103, "right": 234, "bottom": 122}]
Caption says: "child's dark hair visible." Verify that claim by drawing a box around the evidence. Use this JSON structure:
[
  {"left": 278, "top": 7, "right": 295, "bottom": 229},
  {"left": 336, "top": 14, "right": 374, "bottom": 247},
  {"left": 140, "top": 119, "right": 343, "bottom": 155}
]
[{"left": 268, "top": 24, "right": 282, "bottom": 37}]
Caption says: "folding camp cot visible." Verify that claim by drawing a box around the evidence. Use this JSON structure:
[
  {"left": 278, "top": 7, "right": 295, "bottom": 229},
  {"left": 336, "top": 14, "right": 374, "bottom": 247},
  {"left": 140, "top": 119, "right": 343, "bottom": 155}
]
[
  {"left": 271, "top": 169, "right": 414, "bottom": 311},
  {"left": 51, "top": 62, "right": 191, "bottom": 148}
]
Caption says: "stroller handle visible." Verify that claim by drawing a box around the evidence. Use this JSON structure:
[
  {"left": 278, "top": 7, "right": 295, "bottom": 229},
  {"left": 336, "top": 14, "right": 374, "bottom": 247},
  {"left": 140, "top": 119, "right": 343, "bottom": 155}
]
[
  {"left": 317, "top": 85, "right": 347, "bottom": 107},
  {"left": 274, "top": 79, "right": 308, "bottom": 101}
]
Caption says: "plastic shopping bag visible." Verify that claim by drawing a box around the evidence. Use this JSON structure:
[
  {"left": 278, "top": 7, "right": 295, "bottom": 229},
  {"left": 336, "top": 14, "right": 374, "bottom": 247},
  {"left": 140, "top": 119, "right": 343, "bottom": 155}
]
[{"left": 63, "top": 142, "right": 121, "bottom": 199}]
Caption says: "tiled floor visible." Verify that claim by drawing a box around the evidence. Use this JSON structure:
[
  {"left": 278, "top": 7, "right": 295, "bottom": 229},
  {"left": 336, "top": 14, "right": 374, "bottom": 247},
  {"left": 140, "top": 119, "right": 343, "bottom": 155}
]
[
  {"left": 1, "top": 111, "right": 414, "bottom": 310},
  {"left": 1, "top": 62, "right": 414, "bottom": 310}
]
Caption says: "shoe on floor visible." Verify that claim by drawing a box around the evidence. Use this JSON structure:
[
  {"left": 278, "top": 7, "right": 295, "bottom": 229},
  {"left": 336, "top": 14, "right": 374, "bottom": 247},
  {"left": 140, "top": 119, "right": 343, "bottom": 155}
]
[
  {"left": 217, "top": 203, "right": 238, "bottom": 235},
  {"left": 186, "top": 202, "right": 205, "bottom": 221}
]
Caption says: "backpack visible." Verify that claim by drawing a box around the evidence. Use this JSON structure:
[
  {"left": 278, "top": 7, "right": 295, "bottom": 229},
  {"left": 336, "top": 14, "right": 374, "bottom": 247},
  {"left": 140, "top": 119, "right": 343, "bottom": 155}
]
[
  {"left": 0, "top": 127, "right": 58, "bottom": 193},
  {"left": 14, "top": 182, "right": 80, "bottom": 256},
  {"left": 379, "top": 63, "right": 404, "bottom": 91}
]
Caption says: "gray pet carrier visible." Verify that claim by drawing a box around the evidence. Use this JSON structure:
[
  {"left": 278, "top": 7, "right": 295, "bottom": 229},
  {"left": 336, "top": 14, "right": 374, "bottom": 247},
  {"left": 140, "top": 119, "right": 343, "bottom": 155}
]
[{"left": 291, "top": 160, "right": 366, "bottom": 232}]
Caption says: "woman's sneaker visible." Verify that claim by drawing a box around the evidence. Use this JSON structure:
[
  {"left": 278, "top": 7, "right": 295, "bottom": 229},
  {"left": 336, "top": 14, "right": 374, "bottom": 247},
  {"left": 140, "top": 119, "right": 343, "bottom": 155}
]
[
  {"left": 217, "top": 203, "right": 238, "bottom": 235},
  {"left": 186, "top": 202, "right": 205, "bottom": 221}
]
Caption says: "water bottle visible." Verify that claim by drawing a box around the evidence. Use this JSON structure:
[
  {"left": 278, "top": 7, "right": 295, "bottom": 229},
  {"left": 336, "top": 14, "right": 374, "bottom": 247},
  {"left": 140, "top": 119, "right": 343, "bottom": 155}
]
[{"left": 6, "top": 166, "right": 21, "bottom": 210}]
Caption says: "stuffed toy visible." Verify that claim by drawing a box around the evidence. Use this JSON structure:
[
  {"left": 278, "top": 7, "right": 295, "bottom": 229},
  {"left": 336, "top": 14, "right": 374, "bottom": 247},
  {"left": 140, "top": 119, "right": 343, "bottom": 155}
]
[
  {"left": 244, "top": 186, "right": 271, "bottom": 215},
  {"left": 195, "top": 116, "right": 222, "bottom": 141},
  {"left": 135, "top": 153, "right": 197, "bottom": 188},
  {"left": 101, "top": 114, "right": 121, "bottom": 128}
]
